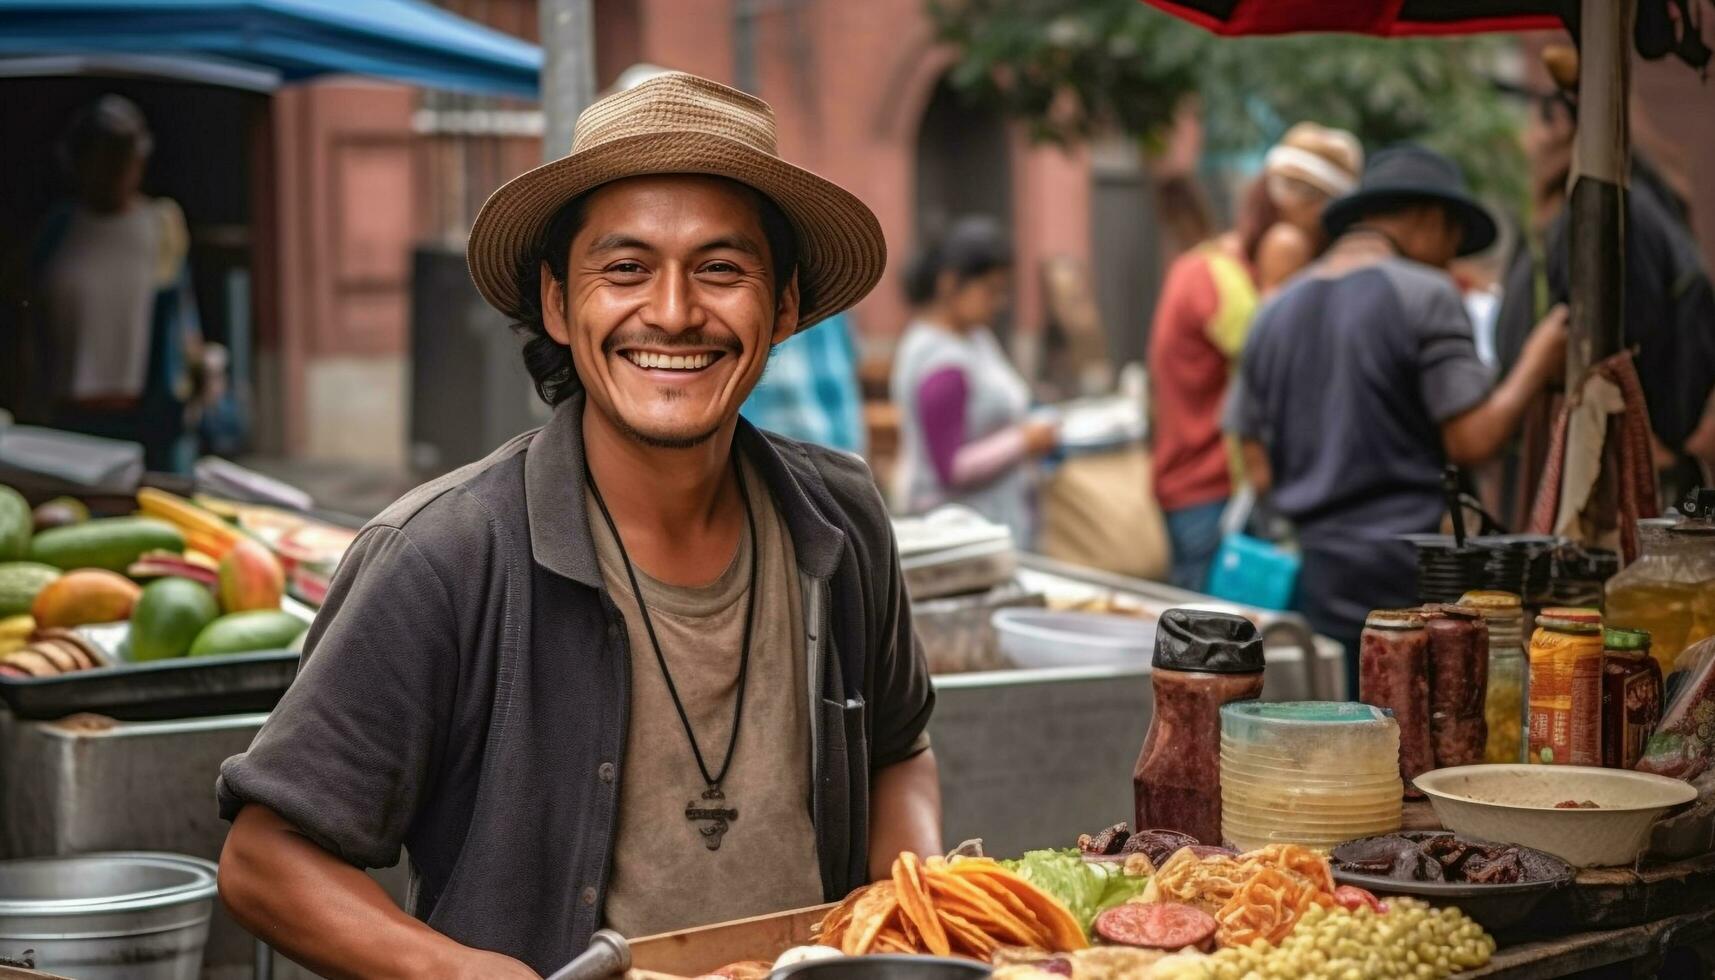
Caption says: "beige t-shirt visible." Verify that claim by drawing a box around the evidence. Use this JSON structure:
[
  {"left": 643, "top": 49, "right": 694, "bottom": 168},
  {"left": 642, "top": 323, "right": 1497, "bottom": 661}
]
[{"left": 593, "top": 459, "right": 825, "bottom": 938}]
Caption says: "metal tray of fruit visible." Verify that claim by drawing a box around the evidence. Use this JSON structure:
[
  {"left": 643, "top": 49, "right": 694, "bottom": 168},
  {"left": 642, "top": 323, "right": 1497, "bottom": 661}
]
[{"left": 0, "top": 617, "right": 304, "bottom": 722}]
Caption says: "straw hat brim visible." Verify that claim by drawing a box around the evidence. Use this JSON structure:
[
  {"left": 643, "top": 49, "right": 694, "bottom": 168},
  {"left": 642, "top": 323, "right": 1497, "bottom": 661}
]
[{"left": 467, "top": 130, "right": 886, "bottom": 331}]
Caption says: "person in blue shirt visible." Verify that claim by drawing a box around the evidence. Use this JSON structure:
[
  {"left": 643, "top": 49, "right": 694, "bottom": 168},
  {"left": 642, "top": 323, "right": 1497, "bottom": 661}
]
[{"left": 741, "top": 311, "right": 867, "bottom": 454}]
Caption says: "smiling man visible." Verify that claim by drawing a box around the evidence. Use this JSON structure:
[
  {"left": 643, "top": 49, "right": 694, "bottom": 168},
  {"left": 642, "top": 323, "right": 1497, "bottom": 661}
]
[{"left": 215, "top": 74, "right": 940, "bottom": 979}]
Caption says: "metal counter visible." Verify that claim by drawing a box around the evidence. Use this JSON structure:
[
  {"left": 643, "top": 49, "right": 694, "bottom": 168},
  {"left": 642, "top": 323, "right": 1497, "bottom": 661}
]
[{"left": 0, "top": 557, "right": 1340, "bottom": 978}]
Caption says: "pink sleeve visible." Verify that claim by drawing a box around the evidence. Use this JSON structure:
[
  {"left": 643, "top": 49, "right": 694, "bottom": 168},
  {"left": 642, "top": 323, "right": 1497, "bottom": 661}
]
[{"left": 918, "top": 367, "right": 1031, "bottom": 491}]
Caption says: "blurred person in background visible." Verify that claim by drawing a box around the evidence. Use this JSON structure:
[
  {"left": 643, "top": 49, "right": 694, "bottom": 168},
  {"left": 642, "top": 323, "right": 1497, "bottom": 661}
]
[
  {"left": 1254, "top": 123, "right": 1364, "bottom": 294},
  {"left": 740, "top": 311, "right": 866, "bottom": 455},
  {"left": 892, "top": 217, "right": 1057, "bottom": 544},
  {"left": 1227, "top": 146, "right": 1568, "bottom": 691},
  {"left": 31, "top": 95, "right": 202, "bottom": 472},
  {"left": 1495, "top": 46, "right": 1715, "bottom": 504},
  {"left": 1148, "top": 177, "right": 1278, "bottom": 590}
]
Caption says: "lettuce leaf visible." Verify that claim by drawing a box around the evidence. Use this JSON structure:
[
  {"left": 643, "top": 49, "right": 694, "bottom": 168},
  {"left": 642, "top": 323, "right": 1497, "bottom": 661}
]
[{"left": 1001, "top": 848, "right": 1151, "bottom": 934}]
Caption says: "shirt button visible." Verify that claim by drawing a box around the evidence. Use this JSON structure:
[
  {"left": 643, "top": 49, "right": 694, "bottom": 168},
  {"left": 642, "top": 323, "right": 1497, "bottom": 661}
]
[
  {"left": 581, "top": 885, "right": 598, "bottom": 907},
  {"left": 598, "top": 762, "right": 616, "bottom": 783}
]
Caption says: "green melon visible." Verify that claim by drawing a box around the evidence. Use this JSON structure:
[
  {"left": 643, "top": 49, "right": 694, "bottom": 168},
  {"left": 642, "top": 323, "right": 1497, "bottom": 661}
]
[
  {"left": 0, "top": 562, "right": 62, "bottom": 618},
  {"left": 130, "top": 577, "right": 220, "bottom": 661},
  {"left": 189, "top": 610, "right": 307, "bottom": 657},
  {"left": 0, "top": 486, "right": 31, "bottom": 562}
]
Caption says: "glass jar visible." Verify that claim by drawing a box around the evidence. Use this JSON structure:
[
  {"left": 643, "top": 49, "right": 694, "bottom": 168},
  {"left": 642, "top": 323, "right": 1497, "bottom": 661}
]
[
  {"left": 1605, "top": 519, "right": 1715, "bottom": 678},
  {"left": 1359, "top": 609, "right": 1432, "bottom": 795},
  {"left": 1423, "top": 604, "right": 1488, "bottom": 768},
  {"left": 1462, "top": 591, "right": 1527, "bottom": 764},
  {"left": 1602, "top": 627, "right": 1664, "bottom": 770},
  {"left": 1528, "top": 607, "right": 1604, "bottom": 766}
]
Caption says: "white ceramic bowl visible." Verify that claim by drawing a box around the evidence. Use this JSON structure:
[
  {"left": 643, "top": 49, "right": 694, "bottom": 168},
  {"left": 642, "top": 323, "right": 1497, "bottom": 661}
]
[{"left": 1414, "top": 764, "right": 1698, "bottom": 867}]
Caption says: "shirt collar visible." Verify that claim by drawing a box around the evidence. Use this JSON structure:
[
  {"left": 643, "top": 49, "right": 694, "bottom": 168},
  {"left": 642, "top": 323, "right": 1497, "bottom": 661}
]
[{"left": 524, "top": 394, "right": 845, "bottom": 586}]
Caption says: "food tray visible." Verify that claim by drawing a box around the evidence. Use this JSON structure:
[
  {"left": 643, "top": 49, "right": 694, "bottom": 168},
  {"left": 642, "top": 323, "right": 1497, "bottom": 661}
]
[
  {"left": 0, "top": 650, "right": 300, "bottom": 721},
  {"left": 1331, "top": 832, "right": 1573, "bottom": 935}
]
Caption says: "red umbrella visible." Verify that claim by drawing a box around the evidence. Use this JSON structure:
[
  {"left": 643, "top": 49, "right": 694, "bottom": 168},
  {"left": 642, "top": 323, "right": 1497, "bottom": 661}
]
[{"left": 1139, "top": 0, "right": 1563, "bottom": 37}]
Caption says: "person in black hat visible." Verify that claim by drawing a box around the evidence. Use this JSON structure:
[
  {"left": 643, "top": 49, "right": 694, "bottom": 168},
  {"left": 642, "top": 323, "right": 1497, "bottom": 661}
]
[{"left": 1223, "top": 144, "right": 1568, "bottom": 694}]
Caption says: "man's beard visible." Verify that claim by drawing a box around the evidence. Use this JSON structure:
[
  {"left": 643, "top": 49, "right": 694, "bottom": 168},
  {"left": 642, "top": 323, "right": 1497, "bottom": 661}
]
[{"left": 608, "top": 388, "right": 723, "bottom": 450}]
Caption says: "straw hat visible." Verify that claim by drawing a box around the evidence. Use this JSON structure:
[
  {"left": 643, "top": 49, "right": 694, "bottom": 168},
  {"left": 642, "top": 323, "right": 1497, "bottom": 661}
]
[
  {"left": 467, "top": 72, "right": 885, "bottom": 331},
  {"left": 1263, "top": 122, "right": 1364, "bottom": 199}
]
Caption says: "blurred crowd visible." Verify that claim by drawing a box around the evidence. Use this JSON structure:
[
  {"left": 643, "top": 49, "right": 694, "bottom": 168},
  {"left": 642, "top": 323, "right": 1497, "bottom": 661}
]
[{"left": 20, "top": 49, "right": 1715, "bottom": 652}]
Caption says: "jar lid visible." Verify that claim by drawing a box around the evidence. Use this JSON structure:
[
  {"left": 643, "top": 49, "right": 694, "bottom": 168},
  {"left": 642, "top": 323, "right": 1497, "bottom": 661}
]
[
  {"left": 1459, "top": 590, "right": 1522, "bottom": 618},
  {"left": 1152, "top": 608, "right": 1265, "bottom": 674},
  {"left": 1603, "top": 627, "right": 1652, "bottom": 651},
  {"left": 1423, "top": 603, "right": 1481, "bottom": 622},
  {"left": 1365, "top": 608, "right": 1425, "bottom": 630},
  {"left": 1538, "top": 607, "right": 1603, "bottom": 633}
]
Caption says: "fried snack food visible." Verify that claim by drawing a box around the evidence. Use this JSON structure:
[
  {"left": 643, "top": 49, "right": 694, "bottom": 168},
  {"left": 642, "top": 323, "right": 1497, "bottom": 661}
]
[
  {"left": 817, "top": 854, "right": 1089, "bottom": 962},
  {"left": 1236, "top": 844, "right": 1335, "bottom": 895},
  {"left": 1140, "top": 848, "right": 1251, "bottom": 917},
  {"left": 1213, "top": 866, "right": 1334, "bottom": 948}
]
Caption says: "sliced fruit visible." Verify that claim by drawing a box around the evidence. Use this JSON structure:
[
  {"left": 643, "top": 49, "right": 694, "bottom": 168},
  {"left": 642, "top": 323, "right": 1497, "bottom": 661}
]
[
  {"left": 29, "top": 639, "right": 80, "bottom": 673},
  {"left": 31, "top": 496, "right": 90, "bottom": 533},
  {"left": 31, "top": 569, "right": 143, "bottom": 628},
  {"left": 131, "top": 577, "right": 221, "bottom": 661},
  {"left": 136, "top": 488, "right": 241, "bottom": 558},
  {"left": 30, "top": 517, "right": 185, "bottom": 572},
  {"left": 0, "top": 614, "right": 35, "bottom": 640},
  {"left": 129, "top": 553, "right": 220, "bottom": 589},
  {"left": 1, "top": 649, "right": 56, "bottom": 677},
  {"left": 218, "top": 538, "right": 285, "bottom": 612},
  {"left": 31, "top": 628, "right": 107, "bottom": 670}
]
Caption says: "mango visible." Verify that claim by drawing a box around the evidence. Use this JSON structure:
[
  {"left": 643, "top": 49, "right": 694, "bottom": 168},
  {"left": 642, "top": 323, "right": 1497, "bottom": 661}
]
[
  {"left": 31, "top": 569, "right": 142, "bottom": 628},
  {"left": 218, "top": 538, "right": 285, "bottom": 613}
]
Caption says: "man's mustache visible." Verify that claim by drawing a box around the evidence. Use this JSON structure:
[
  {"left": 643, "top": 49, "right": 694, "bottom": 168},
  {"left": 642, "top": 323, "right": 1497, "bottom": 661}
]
[{"left": 603, "top": 329, "right": 743, "bottom": 354}]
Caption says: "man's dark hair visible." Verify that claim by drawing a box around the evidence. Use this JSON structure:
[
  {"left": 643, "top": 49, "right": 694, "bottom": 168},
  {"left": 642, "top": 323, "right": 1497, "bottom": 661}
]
[
  {"left": 512, "top": 178, "right": 801, "bottom": 406},
  {"left": 61, "top": 95, "right": 153, "bottom": 172}
]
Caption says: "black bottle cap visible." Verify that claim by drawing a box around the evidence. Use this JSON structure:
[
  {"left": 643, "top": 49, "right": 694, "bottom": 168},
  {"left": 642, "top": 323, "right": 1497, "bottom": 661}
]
[{"left": 1152, "top": 608, "right": 1266, "bottom": 674}]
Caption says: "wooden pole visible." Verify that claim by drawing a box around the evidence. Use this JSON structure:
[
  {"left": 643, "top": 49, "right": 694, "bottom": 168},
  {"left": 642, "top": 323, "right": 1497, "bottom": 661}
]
[
  {"left": 540, "top": 0, "right": 595, "bottom": 161},
  {"left": 1566, "top": 0, "right": 1635, "bottom": 386}
]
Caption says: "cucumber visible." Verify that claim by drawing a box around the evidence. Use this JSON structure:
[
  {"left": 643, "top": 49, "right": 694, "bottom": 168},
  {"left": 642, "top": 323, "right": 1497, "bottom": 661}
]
[
  {"left": 0, "top": 486, "right": 30, "bottom": 561},
  {"left": 0, "top": 562, "right": 61, "bottom": 618},
  {"left": 30, "top": 517, "right": 185, "bottom": 572},
  {"left": 189, "top": 610, "right": 307, "bottom": 657}
]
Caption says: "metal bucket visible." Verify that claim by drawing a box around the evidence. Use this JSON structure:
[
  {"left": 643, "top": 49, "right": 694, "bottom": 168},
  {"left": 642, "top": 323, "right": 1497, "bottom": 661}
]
[{"left": 0, "top": 852, "right": 218, "bottom": 979}]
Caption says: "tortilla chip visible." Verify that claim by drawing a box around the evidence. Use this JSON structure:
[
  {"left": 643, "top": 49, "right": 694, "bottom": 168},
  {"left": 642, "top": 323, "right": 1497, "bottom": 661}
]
[
  {"left": 928, "top": 872, "right": 1044, "bottom": 948},
  {"left": 894, "top": 852, "right": 952, "bottom": 956},
  {"left": 845, "top": 881, "right": 899, "bottom": 955}
]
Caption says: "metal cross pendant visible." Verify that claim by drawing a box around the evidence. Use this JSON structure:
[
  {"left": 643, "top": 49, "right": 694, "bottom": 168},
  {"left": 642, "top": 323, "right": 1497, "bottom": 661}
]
[{"left": 685, "top": 787, "right": 738, "bottom": 850}]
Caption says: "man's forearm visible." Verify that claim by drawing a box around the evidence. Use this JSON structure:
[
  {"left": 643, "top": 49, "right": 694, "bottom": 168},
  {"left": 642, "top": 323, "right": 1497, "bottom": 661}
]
[
  {"left": 868, "top": 748, "right": 942, "bottom": 881},
  {"left": 220, "top": 805, "right": 534, "bottom": 980},
  {"left": 1442, "top": 362, "right": 1549, "bottom": 467}
]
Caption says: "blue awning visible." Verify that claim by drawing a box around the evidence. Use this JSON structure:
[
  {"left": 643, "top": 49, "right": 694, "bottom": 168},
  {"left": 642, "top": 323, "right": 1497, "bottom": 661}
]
[{"left": 0, "top": 0, "right": 541, "bottom": 98}]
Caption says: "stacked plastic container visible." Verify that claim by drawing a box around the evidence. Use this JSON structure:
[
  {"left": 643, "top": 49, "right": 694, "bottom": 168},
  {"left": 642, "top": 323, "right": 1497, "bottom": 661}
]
[{"left": 1219, "top": 701, "right": 1405, "bottom": 851}]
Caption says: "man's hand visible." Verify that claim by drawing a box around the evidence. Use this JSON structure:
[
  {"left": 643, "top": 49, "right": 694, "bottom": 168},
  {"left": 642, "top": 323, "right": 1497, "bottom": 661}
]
[
  {"left": 1520, "top": 303, "right": 1570, "bottom": 385},
  {"left": 1022, "top": 420, "right": 1059, "bottom": 457},
  {"left": 437, "top": 950, "right": 540, "bottom": 980}
]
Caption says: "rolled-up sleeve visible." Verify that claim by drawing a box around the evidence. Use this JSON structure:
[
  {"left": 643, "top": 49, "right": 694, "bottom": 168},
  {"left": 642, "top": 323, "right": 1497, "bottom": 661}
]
[
  {"left": 1416, "top": 281, "right": 1495, "bottom": 424},
  {"left": 217, "top": 524, "right": 457, "bottom": 869}
]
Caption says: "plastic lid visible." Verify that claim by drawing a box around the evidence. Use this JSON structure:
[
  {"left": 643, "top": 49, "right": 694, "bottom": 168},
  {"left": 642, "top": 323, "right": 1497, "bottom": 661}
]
[
  {"left": 1221, "top": 701, "right": 1392, "bottom": 725},
  {"left": 1538, "top": 607, "right": 1603, "bottom": 633},
  {"left": 1459, "top": 590, "right": 1522, "bottom": 619},
  {"left": 1604, "top": 627, "right": 1652, "bottom": 652},
  {"left": 1152, "top": 608, "right": 1265, "bottom": 674},
  {"left": 1364, "top": 608, "right": 1425, "bottom": 630}
]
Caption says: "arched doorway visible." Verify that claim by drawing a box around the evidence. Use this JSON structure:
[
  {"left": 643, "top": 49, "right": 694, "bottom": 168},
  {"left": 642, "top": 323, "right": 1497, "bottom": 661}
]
[{"left": 913, "top": 77, "right": 1013, "bottom": 337}]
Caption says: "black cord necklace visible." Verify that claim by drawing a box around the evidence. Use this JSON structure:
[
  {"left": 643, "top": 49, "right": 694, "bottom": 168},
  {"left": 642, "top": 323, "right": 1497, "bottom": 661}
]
[{"left": 585, "top": 455, "right": 758, "bottom": 851}]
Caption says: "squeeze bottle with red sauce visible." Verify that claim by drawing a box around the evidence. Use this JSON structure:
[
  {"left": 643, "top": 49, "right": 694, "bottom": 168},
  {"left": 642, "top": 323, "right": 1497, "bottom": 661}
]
[{"left": 1133, "top": 609, "right": 1266, "bottom": 845}]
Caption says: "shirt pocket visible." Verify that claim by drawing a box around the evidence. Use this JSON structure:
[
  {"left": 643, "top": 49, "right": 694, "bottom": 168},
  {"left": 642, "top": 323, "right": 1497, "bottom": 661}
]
[{"left": 817, "top": 696, "right": 870, "bottom": 894}]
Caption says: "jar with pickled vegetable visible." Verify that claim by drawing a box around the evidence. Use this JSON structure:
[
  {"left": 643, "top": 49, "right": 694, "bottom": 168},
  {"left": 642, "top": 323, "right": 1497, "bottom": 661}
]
[
  {"left": 1605, "top": 519, "right": 1715, "bottom": 678},
  {"left": 1461, "top": 590, "right": 1526, "bottom": 764}
]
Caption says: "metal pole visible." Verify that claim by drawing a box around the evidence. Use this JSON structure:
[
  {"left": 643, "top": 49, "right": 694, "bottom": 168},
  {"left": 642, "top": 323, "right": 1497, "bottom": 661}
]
[
  {"left": 1566, "top": 0, "right": 1635, "bottom": 388},
  {"left": 540, "top": 0, "right": 596, "bottom": 161}
]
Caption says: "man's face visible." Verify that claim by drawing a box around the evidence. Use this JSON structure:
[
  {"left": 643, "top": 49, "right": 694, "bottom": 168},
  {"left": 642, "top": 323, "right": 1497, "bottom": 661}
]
[
  {"left": 1402, "top": 205, "right": 1464, "bottom": 269},
  {"left": 543, "top": 175, "right": 798, "bottom": 449}
]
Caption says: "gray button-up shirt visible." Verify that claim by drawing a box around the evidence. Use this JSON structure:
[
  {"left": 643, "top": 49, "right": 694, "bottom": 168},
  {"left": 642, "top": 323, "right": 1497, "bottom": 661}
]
[{"left": 217, "top": 394, "right": 934, "bottom": 973}]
